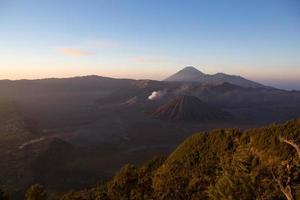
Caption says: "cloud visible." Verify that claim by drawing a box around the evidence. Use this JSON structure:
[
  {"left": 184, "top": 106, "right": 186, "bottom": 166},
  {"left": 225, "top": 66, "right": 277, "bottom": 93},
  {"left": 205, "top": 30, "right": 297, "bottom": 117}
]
[
  {"left": 56, "top": 39, "right": 120, "bottom": 57},
  {"left": 57, "top": 48, "right": 95, "bottom": 57}
]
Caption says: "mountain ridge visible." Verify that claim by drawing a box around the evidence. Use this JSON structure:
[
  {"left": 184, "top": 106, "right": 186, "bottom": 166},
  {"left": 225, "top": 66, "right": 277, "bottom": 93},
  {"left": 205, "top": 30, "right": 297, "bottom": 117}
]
[{"left": 165, "top": 66, "right": 267, "bottom": 88}]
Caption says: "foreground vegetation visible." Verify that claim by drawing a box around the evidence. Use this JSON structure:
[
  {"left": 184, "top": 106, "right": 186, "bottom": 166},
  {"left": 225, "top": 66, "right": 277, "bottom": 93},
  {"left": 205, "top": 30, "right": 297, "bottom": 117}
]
[{"left": 1, "top": 118, "right": 300, "bottom": 200}]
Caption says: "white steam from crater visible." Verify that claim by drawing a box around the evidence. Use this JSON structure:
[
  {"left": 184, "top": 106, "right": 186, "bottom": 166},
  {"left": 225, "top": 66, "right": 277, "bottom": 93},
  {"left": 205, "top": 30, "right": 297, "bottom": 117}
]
[{"left": 148, "top": 90, "right": 166, "bottom": 100}]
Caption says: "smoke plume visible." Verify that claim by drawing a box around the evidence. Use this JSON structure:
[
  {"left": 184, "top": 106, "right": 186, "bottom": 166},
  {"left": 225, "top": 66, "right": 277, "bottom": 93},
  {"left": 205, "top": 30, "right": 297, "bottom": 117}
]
[
  {"left": 174, "top": 84, "right": 190, "bottom": 95},
  {"left": 148, "top": 90, "right": 166, "bottom": 100}
]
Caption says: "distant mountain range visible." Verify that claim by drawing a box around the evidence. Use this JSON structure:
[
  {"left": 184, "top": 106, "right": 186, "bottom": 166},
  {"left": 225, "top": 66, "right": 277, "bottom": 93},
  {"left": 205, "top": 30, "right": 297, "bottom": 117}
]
[{"left": 165, "top": 66, "right": 266, "bottom": 88}]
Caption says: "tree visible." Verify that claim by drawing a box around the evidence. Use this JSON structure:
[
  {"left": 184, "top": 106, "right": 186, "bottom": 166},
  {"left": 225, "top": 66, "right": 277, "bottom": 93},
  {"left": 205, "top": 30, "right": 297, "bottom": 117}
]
[
  {"left": 207, "top": 146, "right": 257, "bottom": 200},
  {"left": 273, "top": 136, "right": 300, "bottom": 200},
  {"left": 25, "top": 184, "right": 48, "bottom": 200},
  {"left": 107, "top": 164, "right": 138, "bottom": 200},
  {"left": 279, "top": 137, "right": 300, "bottom": 159},
  {"left": 207, "top": 171, "right": 256, "bottom": 200}
]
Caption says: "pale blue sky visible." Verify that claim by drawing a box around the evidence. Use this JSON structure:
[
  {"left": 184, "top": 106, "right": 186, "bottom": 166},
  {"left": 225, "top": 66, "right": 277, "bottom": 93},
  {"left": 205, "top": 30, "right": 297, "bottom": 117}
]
[{"left": 0, "top": 0, "right": 300, "bottom": 89}]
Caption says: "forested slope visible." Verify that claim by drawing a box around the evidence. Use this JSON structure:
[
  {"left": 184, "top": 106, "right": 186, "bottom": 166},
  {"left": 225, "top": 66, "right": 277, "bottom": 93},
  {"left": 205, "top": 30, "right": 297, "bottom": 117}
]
[{"left": 2, "top": 118, "right": 300, "bottom": 200}]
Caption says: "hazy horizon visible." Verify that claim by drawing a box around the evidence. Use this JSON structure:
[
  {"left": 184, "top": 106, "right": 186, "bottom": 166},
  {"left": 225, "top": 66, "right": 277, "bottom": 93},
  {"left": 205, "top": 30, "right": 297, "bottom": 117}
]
[
  {"left": 1, "top": 0, "right": 300, "bottom": 89},
  {"left": 1, "top": 66, "right": 300, "bottom": 91}
]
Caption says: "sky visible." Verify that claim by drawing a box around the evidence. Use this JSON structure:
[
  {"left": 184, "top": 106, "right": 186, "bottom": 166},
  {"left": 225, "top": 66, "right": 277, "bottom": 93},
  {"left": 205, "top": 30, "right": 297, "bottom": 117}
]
[{"left": 0, "top": 0, "right": 300, "bottom": 89}]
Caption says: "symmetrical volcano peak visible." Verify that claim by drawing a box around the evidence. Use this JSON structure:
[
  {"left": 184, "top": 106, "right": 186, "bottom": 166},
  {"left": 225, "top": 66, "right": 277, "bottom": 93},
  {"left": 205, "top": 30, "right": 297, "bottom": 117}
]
[
  {"left": 164, "top": 66, "right": 204, "bottom": 82},
  {"left": 152, "top": 95, "right": 227, "bottom": 121},
  {"left": 180, "top": 66, "right": 204, "bottom": 73}
]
